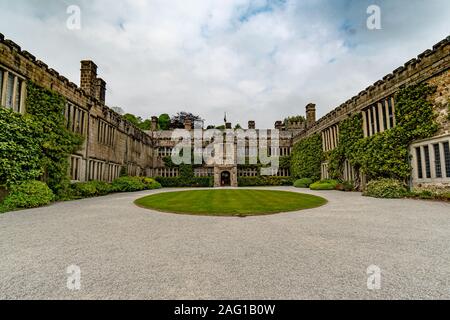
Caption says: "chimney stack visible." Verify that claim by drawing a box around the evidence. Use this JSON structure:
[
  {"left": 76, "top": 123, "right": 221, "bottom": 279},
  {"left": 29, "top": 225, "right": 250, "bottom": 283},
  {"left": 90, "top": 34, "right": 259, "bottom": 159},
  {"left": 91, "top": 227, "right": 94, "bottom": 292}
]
[
  {"left": 81, "top": 60, "right": 107, "bottom": 103},
  {"left": 248, "top": 120, "right": 255, "bottom": 130},
  {"left": 306, "top": 103, "right": 316, "bottom": 128},
  {"left": 80, "top": 60, "right": 97, "bottom": 97},
  {"left": 94, "top": 78, "right": 106, "bottom": 104}
]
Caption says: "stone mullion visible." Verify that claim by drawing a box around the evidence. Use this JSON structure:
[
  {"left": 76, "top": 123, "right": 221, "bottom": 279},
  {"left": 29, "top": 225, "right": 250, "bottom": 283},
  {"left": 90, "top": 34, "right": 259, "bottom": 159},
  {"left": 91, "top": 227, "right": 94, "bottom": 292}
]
[
  {"left": 377, "top": 102, "right": 385, "bottom": 132},
  {"left": 362, "top": 111, "right": 368, "bottom": 137}
]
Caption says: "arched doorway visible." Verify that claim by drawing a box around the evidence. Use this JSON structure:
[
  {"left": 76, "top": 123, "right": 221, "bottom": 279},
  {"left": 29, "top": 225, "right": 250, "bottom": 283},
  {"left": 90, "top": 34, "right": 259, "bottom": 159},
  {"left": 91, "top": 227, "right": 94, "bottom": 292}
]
[{"left": 221, "top": 171, "right": 231, "bottom": 187}]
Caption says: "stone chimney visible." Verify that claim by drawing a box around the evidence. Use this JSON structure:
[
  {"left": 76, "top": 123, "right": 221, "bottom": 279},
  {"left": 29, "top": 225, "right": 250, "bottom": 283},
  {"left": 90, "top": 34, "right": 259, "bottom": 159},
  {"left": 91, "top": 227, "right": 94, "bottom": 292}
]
[
  {"left": 94, "top": 78, "right": 106, "bottom": 104},
  {"left": 248, "top": 120, "right": 255, "bottom": 130},
  {"left": 306, "top": 103, "right": 316, "bottom": 128},
  {"left": 151, "top": 116, "right": 158, "bottom": 131},
  {"left": 275, "top": 121, "right": 283, "bottom": 130},
  {"left": 184, "top": 118, "right": 192, "bottom": 130},
  {"left": 80, "top": 60, "right": 97, "bottom": 97}
]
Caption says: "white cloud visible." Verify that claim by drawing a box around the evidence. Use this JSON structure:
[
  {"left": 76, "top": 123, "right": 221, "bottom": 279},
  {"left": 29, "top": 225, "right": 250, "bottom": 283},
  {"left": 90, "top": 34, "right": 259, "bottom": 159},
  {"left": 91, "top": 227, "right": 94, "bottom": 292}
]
[{"left": 0, "top": 0, "right": 449, "bottom": 127}]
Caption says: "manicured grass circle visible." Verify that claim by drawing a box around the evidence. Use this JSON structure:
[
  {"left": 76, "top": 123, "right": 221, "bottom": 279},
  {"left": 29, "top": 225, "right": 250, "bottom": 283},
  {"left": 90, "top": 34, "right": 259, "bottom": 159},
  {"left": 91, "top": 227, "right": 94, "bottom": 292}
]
[{"left": 135, "top": 189, "right": 327, "bottom": 216}]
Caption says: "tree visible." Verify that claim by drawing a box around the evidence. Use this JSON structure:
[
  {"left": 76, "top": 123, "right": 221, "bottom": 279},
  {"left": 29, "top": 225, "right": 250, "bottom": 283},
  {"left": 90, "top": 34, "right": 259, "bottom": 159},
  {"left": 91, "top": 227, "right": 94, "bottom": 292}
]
[
  {"left": 123, "top": 113, "right": 142, "bottom": 127},
  {"left": 170, "top": 111, "right": 203, "bottom": 129},
  {"left": 158, "top": 114, "right": 171, "bottom": 130},
  {"left": 122, "top": 113, "right": 151, "bottom": 130},
  {"left": 284, "top": 115, "right": 305, "bottom": 126},
  {"left": 234, "top": 123, "right": 242, "bottom": 129}
]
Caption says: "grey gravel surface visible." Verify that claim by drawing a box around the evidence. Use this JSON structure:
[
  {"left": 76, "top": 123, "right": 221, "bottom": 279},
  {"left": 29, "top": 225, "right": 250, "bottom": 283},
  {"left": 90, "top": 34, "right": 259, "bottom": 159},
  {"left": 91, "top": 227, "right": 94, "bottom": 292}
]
[{"left": 0, "top": 187, "right": 449, "bottom": 300}]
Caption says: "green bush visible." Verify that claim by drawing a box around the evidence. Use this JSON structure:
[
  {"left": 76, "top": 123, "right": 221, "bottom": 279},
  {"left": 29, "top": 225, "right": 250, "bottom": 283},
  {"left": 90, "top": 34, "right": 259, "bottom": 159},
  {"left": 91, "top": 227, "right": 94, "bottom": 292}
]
[
  {"left": 71, "top": 182, "right": 98, "bottom": 198},
  {"left": 142, "top": 178, "right": 162, "bottom": 190},
  {"left": 238, "top": 176, "right": 294, "bottom": 187},
  {"left": 363, "top": 179, "right": 407, "bottom": 199},
  {"left": 71, "top": 180, "right": 113, "bottom": 198},
  {"left": 408, "top": 189, "right": 450, "bottom": 201},
  {"left": 155, "top": 176, "right": 213, "bottom": 188},
  {"left": 91, "top": 181, "right": 113, "bottom": 195},
  {"left": 111, "top": 176, "right": 146, "bottom": 192},
  {"left": 2, "top": 180, "right": 54, "bottom": 209},
  {"left": 294, "top": 178, "right": 313, "bottom": 188},
  {"left": 335, "top": 181, "right": 355, "bottom": 192},
  {"left": 310, "top": 179, "right": 339, "bottom": 191}
]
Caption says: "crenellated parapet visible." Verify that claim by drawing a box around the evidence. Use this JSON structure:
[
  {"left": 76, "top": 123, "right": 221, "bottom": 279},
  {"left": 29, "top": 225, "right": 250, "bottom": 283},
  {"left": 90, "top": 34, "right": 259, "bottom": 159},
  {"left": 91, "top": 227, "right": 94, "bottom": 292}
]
[
  {"left": 0, "top": 32, "right": 154, "bottom": 147},
  {"left": 294, "top": 36, "right": 450, "bottom": 143}
]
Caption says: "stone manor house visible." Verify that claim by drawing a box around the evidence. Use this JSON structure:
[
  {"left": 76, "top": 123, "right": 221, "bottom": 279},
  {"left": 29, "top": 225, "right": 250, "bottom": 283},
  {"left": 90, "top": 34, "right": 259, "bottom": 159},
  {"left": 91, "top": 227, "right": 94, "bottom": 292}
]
[{"left": 0, "top": 33, "right": 449, "bottom": 189}]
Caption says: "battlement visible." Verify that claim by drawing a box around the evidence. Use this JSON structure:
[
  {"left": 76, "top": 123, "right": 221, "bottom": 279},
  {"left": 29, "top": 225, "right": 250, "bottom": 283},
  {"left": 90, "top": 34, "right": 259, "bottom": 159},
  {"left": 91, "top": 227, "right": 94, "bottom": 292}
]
[
  {"left": 0, "top": 32, "right": 148, "bottom": 142},
  {"left": 296, "top": 35, "right": 450, "bottom": 140}
]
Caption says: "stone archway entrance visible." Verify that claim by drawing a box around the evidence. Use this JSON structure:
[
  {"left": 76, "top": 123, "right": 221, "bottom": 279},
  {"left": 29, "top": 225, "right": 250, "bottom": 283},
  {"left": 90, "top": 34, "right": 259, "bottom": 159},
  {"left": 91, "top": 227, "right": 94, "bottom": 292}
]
[
  {"left": 221, "top": 171, "right": 231, "bottom": 187},
  {"left": 214, "top": 166, "right": 238, "bottom": 187}
]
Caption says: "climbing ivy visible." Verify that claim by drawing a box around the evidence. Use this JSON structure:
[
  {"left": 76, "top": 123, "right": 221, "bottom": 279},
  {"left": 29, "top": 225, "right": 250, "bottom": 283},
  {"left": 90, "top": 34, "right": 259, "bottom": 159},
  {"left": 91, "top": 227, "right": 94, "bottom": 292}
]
[
  {"left": 290, "top": 133, "right": 323, "bottom": 181},
  {"left": 328, "top": 83, "right": 438, "bottom": 182},
  {"left": 0, "top": 82, "right": 84, "bottom": 197},
  {"left": 0, "top": 107, "right": 42, "bottom": 186},
  {"left": 26, "top": 82, "right": 84, "bottom": 196},
  {"left": 327, "top": 114, "right": 363, "bottom": 179}
]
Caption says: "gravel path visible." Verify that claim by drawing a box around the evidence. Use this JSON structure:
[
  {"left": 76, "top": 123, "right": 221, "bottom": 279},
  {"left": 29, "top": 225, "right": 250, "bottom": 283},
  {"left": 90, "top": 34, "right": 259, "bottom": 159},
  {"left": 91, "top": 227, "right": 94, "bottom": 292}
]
[{"left": 0, "top": 187, "right": 449, "bottom": 300}]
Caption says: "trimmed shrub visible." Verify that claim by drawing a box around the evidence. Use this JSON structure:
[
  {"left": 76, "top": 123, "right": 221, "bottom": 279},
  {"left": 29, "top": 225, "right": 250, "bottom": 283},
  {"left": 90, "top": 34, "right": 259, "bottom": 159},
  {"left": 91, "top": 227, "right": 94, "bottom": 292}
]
[
  {"left": 111, "top": 176, "right": 146, "bottom": 192},
  {"left": 238, "top": 176, "right": 294, "bottom": 187},
  {"left": 189, "top": 177, "right": 213, "bottom": 187},
  {"left": 155, "top": 176, "right": 213, "bottom": 188},
  {"left": 71, "top": 182, "right": 98, "bottom": 198},
  {"left": 142, "top": 178, "right": 162, "bottom": 190},
  {"left": 71, "top": 180, "right": 113, "bottom": 198},
  {"left": 363, "top": 179, "right": 407, "bottom": 199},
  {"left": 294, "top": 178, "right": 313, "bottom": 188},
  {"left": 91, "top": 181, "right": 113, "bottom": 195},
  {"left": 2, "top": 181, "right": 54, "bottom": 209},
  {"left": 310, "top": 179, "right": 339, "bottom": 191},
  {"left": 408, "top": 189, "right": 450, "bottom": 201},
  {"left": 335, "top": 181, "right": 355, "bottom": 192}
]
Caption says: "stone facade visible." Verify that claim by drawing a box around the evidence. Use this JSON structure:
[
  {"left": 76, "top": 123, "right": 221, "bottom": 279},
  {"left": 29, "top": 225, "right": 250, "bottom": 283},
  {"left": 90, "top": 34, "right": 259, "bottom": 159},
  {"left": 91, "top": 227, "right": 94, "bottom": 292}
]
[
  {"left": 1, "top": 32, "right": 449, "bottom": 190},
  {"left": 0, "top": 33, "right": 153, "bottom": 183},
  {"left": 148, "top": 123, "right": 296, "bottom": 187},
  {"left": 292, "top": 36, "right": 450, "bottom": 189}
]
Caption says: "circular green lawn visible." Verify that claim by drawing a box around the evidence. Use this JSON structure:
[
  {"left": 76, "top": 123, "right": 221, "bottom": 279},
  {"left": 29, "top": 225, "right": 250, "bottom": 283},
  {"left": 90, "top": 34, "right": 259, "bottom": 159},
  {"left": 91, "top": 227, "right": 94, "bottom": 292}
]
[{"left": 135, "top": 189, "right": 327, "bottom": 216}]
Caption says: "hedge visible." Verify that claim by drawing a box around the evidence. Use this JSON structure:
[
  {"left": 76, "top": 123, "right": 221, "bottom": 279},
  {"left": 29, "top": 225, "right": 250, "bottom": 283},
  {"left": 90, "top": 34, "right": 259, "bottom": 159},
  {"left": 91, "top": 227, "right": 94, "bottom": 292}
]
[
  {"left": 310, "top": 179, "right": 339, "bottom": 190},
  {"left": 111, "top": 176, "right": 147, "bottom": 192},
  {"left": 155, "top": 176, "right": 213, "bottom": 188},
  {"left": 238, "top": 176, "right": 293, "bottom": 187}
]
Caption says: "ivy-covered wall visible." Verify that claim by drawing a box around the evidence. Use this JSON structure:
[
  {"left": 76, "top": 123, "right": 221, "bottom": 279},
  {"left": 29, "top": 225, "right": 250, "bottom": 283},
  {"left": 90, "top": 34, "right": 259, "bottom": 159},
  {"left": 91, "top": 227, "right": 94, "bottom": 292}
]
[
  {"left": 327, "top": 114, "right": 364, "bottom": 180},
  {"left": 328, "top": 83, "right": 438, "bottom": 182},
  {"left": 0, "top": 107, "right": 42, "bottom": 186},
  {"left": 0, "top": 81, "right": 84, "bottom": 197},
  {"left": 290, "top": 133, "right": 323, "bottom": 181}
]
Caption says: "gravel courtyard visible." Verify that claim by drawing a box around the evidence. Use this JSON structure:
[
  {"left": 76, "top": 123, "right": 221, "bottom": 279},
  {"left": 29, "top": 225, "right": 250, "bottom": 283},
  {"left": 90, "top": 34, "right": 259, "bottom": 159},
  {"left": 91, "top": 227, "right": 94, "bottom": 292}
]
[{"left": 0, "top": 187, "right": 449, "bottom": 300}]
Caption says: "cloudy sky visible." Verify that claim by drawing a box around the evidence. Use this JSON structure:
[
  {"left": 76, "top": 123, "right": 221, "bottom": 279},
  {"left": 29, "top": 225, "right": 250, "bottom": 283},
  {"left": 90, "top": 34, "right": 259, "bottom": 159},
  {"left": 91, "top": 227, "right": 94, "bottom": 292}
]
[{"left": 0, "top": 0, "right": 449, "bottom": 127}]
